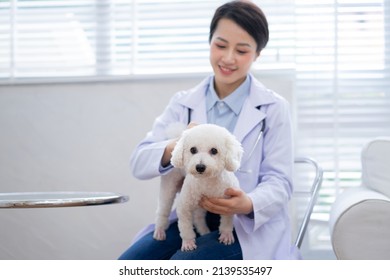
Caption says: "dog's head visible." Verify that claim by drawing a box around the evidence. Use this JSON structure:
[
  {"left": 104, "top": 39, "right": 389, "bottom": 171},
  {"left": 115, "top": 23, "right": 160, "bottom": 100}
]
[{"left": 171, "top": 124, "right": 243, "bottom": 177}]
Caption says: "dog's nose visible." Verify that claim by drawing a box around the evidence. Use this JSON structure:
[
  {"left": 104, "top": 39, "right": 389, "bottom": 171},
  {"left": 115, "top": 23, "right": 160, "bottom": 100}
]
[{"left": 195, "top": 164, "right": 206, "bottom": 174}]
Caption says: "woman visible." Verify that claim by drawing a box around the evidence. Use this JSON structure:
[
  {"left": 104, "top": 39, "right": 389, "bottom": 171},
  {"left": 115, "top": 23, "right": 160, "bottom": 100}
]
[{"left": 119, "top": 0, "right": 298, "bottom": 260}]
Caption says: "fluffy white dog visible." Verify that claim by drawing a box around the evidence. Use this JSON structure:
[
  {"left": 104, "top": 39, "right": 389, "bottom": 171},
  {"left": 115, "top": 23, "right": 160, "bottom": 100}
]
[{"left": 153, "top": 123, "right": 243, "bottom": 251}]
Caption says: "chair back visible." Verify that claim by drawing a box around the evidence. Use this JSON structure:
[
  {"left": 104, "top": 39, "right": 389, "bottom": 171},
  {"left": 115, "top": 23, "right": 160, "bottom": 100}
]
[
  {"left": 361, "top": 137, "right": 390, "bottom": 197},
  {"left": 289, "top": 157, "right": 323, "bottom": 249}
]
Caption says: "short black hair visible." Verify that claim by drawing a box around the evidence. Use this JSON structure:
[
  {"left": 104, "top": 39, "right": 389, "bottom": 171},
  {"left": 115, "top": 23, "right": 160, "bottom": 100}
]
[{"left": 209, "top": 1, "right": 269, "bottom": 53}]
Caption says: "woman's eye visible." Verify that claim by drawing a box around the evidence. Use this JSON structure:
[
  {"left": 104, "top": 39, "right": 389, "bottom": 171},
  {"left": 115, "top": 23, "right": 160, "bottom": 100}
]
[
  {"left": 237, "top": 50, "right": 248, "bottom": 55},
  {"left": 190, "top": 147, "right": 198, "bottom": 154},
  {"left": 216, "top": 44, "right": 226, "bottom": 49},
  {"left": 210, "top": 148, "right": 218, "bottom": 155}
]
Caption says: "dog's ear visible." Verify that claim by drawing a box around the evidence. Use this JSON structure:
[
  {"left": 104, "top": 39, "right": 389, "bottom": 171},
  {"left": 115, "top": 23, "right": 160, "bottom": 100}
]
[
  {"left": 225, "top": 134, "right": 244, "bottom": 172},
  {"left": 171, "top": 133, "right": 186, "bottom": 168}
]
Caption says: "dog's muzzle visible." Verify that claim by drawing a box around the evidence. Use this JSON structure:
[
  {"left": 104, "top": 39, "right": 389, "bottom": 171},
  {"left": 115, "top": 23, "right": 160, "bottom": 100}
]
[{"left": 195, "top": 163, "right": 206, "bottom": 174}]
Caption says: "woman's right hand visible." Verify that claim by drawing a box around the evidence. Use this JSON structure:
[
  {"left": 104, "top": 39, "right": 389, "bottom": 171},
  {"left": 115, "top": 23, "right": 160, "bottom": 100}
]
[
  {"left": 161, "top": 122, "right": 199, "bottom": 167},
  {"left": 187, "top": 121, "right": 198, "bottom": 129},
  {"left": 161, "top": 138, "right": 178, "bottom": 167}
]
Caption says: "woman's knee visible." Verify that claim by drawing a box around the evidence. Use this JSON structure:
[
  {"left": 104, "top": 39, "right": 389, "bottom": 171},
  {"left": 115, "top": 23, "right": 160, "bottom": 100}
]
[{"left": 119, "top": 223, "right": 182, "bottom": 260}]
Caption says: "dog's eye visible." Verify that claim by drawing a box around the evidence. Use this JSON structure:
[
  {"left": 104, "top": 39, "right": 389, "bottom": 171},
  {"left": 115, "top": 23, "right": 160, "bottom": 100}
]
[
  {"left": 210, "top": 148, "right": 218, "bottom": 155},
  {"left": 190, "top": 147, "right": 198, "bottom": 154}
]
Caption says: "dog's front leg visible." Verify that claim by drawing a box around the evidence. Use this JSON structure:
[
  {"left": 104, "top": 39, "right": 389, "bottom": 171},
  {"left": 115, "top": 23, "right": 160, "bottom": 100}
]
[
  {"left": 177, "top": 202, "right": 197, "bottom": 251},
  {"left": 218, "top": 215, "right": 235, "bottom": 245},
  {"left": 154, "top": 170, "right": 183, "bottom": 240}
]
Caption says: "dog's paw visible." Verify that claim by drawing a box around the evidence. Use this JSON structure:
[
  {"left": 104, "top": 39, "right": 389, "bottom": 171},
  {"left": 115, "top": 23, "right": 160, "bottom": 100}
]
[
  {"left": 181, "top": 239, "right": 197, "bottom": 251},
  {"left": 219, "top": 232, "right": 235, "bottom": 245},
  {"left": 153, "top": 228, "right": 166, "bottom": 241}
]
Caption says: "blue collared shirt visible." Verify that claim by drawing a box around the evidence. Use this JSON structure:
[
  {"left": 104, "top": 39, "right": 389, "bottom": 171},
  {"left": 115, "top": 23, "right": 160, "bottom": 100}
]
[
  {"left": 206, "top": 75, "right": 251, "bottom": 133},
  {"left": 160, "top": 75, "right": 251, "bottom": 173}
]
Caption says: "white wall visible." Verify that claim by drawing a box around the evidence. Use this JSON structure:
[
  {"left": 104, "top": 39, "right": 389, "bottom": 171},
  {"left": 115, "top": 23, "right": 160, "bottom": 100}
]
[{"left": 0, "top": 72, "right": 294, "bottom": 259}]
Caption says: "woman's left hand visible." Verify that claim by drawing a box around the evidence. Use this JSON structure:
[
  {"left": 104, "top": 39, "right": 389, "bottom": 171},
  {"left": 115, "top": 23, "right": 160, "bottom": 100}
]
[{"left": 199, "top": 188, "right": 253, "bottom": 215}]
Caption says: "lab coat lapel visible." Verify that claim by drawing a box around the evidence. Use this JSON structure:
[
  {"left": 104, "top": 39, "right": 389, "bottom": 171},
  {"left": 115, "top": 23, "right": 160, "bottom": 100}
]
[
  {"left": 177, "top": 74, "right": 275, "bottom": 138},
  {"left": 177, "top": 76, "right": 210, "bottom": 124},
  {"left": 234, "top": 98, "right": 265, "bottom": 142},
  {"left": 233, "top": 74, "right": 273, "bottom": 142},
  {"left": 189, "top": 98, "right": 207, "bottom": 124}
]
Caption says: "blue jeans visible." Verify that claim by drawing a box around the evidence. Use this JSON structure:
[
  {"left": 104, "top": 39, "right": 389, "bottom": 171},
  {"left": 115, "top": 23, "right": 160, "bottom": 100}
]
[{"left": 118, "top": 213, "right": 243, "bottom": 260}]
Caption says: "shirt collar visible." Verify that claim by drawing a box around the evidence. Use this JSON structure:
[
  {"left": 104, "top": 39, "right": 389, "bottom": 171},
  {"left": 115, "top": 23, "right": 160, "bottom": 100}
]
[{"left": 206, "top": 75, "right": 251, "bottom": 115}]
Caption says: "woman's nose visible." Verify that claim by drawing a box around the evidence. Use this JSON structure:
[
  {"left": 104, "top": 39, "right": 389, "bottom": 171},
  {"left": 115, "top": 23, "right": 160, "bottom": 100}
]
[{"left": 222, "top": 49, "right": 235, "bottom": 64}]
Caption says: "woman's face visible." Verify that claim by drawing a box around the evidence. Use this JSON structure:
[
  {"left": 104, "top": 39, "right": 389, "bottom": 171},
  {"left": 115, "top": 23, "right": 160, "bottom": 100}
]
[{"left": 209, "top": 18, "right": 259, "bottom": 98}]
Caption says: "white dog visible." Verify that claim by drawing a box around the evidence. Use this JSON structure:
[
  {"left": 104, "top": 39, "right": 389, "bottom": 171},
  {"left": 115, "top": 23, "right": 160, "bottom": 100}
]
[{"left": 153, "top": 123, "right": 243, "bottom": 251}]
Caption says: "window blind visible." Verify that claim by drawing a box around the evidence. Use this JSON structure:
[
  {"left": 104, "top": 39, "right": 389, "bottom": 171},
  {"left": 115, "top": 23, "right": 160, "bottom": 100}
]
[
  {"left": 0, "top": 0, "right": 134, "bottom": 79},
  {"left": 294, "top": 0, "right": 390, "bottom": 231},
  {"left": 133, "top": 1, "right": 216, "bottom": 74},
  {"left": 0, "top": 0, "right": 218, "bottom": 79},
  {"left": 0, "top": 0, "right": 295, "bottom": 80}
]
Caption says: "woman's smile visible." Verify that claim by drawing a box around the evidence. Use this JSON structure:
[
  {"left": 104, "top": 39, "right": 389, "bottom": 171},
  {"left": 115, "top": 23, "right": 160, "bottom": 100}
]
[{"left": 219, "top": 65, "right": 237, "bottom": 75}]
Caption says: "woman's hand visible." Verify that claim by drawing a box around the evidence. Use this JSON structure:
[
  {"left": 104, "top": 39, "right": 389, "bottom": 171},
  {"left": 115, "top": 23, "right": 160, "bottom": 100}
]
[
  {"left": 161, "top": 122, "right": 199, "bottom": 167},
  {"left": 199, "top": 188, "right": 253, "bottom": 216},
  {"left": 161, "top": 138, "right": 177, "bottom": 167},
  {"left": 187, "top": 121, "right": 198, "bottom": 129}
]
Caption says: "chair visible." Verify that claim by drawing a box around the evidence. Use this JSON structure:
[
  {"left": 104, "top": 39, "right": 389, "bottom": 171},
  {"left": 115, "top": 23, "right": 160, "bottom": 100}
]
[
  {"left": 329, "top": 137, "right": 390, "bottom": 259},
  {"left": 290, "top": 157, "right": 323, "bottom": 249}
]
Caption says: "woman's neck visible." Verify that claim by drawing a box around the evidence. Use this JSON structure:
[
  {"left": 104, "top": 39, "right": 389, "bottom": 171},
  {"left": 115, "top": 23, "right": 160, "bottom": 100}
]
[{"left": 214, "top": 76, "right": 247, "bottom": 99}]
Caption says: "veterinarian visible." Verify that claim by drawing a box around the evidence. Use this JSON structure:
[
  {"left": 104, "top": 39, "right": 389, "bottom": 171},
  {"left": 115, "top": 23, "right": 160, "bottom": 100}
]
[{"left": 119, "top": 0, "right": 298, "bottom": 260}]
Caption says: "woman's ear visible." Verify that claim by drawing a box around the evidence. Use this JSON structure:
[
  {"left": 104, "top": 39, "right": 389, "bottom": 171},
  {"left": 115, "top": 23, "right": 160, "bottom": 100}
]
[{"left": 225, "top": 134, "right": 244, "bottom": 172}]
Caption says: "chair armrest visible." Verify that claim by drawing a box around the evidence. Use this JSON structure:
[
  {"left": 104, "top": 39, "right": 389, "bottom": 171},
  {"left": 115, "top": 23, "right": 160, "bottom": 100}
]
[
  {"left": 329, "top": 187, "right": 390, "bottom": 259},
  {"left": 329, "top": 187, "right": 390, "bottom": 234},
  {"left": 293, "top": 157, "right": 323, "bottom": 249}
]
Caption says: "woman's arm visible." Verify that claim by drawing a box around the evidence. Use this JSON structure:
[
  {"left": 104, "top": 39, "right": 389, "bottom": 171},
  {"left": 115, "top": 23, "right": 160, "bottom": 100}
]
[{"left": 130, "top": 93, "right": 186, "bottom": 179}]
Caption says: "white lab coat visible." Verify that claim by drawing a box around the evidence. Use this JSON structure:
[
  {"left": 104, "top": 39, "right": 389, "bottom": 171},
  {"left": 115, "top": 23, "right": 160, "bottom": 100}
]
[{"left": 130, "top": 73, "right": 300, "bottom": 259}]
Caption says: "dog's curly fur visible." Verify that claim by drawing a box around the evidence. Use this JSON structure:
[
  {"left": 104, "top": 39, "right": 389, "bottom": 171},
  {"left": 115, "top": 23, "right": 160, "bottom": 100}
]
[{"left": 153, "top": 124, "right": 243, "bottom": 251}]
